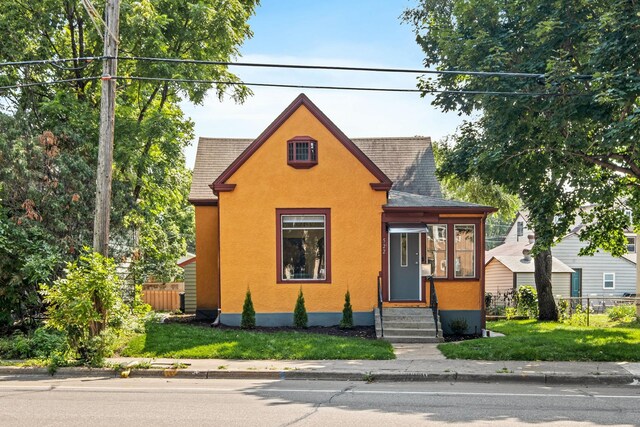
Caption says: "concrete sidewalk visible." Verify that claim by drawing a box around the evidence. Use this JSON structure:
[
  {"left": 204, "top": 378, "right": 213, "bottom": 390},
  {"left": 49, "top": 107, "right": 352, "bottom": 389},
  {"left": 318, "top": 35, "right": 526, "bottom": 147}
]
[{"left": 2, "top": 344, "right": 639, "bottom": 386}]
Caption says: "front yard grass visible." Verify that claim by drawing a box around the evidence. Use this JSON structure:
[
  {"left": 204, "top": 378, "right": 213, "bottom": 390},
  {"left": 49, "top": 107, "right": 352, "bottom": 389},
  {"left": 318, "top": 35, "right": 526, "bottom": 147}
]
[
  {"left": 120, "top": 322, "right": 395, "bottom": 360},
  {"left": 438, "top": 316, "right": 640, "bottom": 362}
]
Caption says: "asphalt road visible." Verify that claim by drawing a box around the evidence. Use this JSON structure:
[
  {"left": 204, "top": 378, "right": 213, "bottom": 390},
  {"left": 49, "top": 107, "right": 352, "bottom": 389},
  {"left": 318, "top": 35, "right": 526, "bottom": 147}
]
[{"left": 1, "top": 376, "right": 639, "bottom": 426}]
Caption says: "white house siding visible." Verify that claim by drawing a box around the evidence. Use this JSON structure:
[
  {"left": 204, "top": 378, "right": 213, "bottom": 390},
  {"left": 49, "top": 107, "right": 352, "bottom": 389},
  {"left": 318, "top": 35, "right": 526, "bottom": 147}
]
[
  {"left": 552, "top": 234, "right": 636, "bottom": 296},
  {"left": 515, "top": 273, "right": 571, "bottom": 298},
  {"left": 485, "top": 259, "right": 514, "bottom": 295},
  {"left": 183, "top": 262, "right": 196, "bottom": 314},
  {"left": 503, "top": 213, "right": 532, "bottom": 245}
]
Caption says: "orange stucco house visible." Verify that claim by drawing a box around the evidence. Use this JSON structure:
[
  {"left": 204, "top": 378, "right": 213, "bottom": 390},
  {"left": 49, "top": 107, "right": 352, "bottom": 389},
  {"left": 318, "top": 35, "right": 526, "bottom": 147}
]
[{"left": 189, "top": 94, "right": 495, "bottom": 338}]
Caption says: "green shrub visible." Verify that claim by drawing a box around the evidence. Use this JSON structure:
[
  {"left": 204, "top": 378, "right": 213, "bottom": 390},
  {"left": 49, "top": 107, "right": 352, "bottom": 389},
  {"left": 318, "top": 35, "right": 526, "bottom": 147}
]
[
  {"left": 515, "top": 285, "right": 538, "bottom": 318},
  {"left": 241, "top": 289, "right": 256, "bottom": 329},
  {"left": 565, "top": 304, "right": 590, "bottom": 326},
  {"left": 505, "top": 307, "right": 518, "bottom": 320},
  {"left": 607, "top": 305, "right": 636, "bottom": 321},
  {"left": 484, "top": 292, "right": 493, "bottom": 309},
  {"left": 293, "top": 288, "right": 308, "bottom": 328},
  {"left": 339, "top": 290, "right": 353, "bottom": 329},
  {"left": 39, "top": 250, "right": 131, "bottom": 366},
  {"left": 0, "top": 328, "right": 67, "bottom": 359},
  {"left": 448, "top": 318, "right": 469, "bottom": 335},
  {"left": 557, "top": 298, "right": 569, "bottom": 320}
]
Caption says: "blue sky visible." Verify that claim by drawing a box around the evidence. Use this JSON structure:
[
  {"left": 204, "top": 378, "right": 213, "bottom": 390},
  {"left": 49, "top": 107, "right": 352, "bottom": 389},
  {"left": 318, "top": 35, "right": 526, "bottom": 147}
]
[{"left": 182, "top": 0, "right": 465, "bottom": 168}]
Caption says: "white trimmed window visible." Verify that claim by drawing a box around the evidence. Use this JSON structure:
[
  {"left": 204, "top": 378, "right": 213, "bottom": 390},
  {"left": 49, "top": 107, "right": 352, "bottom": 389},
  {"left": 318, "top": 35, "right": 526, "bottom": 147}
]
[
  {"left": 454, "top": 224, "right": 475, "bottom": 278},
  {"left": 603, "top": 273, "right": 615, "bottom": 290},
  {"left": 627, "top": 237, "right": 636, "bottom": 254},
  {"left": 426, "top": 225, "right": 447, "bottom": 278}
]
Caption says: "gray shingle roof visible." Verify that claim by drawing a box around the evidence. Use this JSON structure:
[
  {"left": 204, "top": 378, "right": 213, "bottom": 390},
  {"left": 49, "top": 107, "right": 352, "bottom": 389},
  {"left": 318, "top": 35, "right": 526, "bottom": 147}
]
[
  {"left": 189, "top": 137, "right": 442, "bottom": 202},
  {"left": 386, "top": 190, "right": 493, "bottom": 209}
]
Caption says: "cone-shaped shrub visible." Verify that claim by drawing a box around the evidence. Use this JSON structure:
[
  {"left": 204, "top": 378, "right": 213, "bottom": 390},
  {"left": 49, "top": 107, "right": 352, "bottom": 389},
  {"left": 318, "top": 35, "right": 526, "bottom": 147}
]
[
  {"left": 240, "top": 289, "right": 256, "bottom": 329},
  {"left": 339, "top": 290, "right": 353, "bottom": 329},
  {"left": 293, "top": 288, "right": 308, "bottom": 328}
]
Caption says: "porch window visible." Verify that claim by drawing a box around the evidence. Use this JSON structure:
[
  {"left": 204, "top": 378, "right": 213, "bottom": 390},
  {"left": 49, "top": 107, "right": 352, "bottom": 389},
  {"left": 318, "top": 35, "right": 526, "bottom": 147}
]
[
  {"left": 287, "top": 136, "right": 318, "bottom": 168},
  {"left": 603, "top": 273, "right": 615, "bottom": 289},
  {"left": 454, "top": 224, "right": 475, "bottom": 278},
  {"left": 278, "top": 210, "right": 330, "bottom": 282},
  {"left": 426, "top": 225, "right": 447, "bottom": 278}
]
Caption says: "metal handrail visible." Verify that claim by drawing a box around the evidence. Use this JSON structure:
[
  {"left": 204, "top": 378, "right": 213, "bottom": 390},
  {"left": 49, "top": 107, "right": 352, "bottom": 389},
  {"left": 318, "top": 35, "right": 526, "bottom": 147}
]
[
  {"left": 429, "top": 275, "right": 439, "bottom": 337},
  {"left": 377, "top": 274, "right": 384, "bottom": 336}
]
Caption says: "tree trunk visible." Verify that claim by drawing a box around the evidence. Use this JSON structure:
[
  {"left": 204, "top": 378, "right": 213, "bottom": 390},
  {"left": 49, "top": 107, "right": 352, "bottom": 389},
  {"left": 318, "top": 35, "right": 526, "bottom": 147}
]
[{"left": 534, "top": 249, "right": 558, "bottom": 321}]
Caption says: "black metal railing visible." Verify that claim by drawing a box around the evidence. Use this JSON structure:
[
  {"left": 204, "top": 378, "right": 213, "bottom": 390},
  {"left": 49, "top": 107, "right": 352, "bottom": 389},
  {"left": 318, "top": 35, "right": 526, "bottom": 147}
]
[
  {"left": 377, "top": 274, "right": 384, "bottom": 336},
  {"left": 429, "top": 275, "right": 439, "bottom": 337}
]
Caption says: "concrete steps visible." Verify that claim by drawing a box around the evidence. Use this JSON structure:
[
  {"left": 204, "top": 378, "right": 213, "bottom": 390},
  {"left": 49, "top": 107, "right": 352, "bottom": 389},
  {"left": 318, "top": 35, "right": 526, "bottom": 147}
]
[{"left": 379, "top": 307, "right": 443, "bottom": 343}]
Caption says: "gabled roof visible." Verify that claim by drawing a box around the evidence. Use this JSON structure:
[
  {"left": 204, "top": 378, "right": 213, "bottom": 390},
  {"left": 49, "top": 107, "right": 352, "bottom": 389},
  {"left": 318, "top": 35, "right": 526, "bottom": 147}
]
[
  {"left": 211, "top": 93, "right": 392, "bottom": 194},
  {"left": 189, "top": 138, "right": 443, "bottom": 204},
  {"left": 490, "top": 255, "right": 574, "bottom": 273}
]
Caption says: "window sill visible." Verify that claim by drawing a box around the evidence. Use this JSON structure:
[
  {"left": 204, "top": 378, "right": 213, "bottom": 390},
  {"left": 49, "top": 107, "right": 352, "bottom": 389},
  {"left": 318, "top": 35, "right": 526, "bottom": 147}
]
[{"left": 287, "top": 161, "right": 317, "bottom": 169}]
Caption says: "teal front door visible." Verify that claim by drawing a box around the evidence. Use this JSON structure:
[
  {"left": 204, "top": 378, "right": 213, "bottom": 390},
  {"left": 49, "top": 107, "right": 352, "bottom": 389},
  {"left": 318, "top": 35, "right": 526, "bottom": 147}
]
[
  {"left": 389, "top": 232, "right": 420, "bottom": 300},
  {"left": 570, "top": 268, "right": 581, "bottom": 297}
]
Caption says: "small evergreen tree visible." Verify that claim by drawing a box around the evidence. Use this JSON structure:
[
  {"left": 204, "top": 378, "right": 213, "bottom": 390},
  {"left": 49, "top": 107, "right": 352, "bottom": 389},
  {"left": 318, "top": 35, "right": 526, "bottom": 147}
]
[
  {"left": 339, "top": 290, "right": 353, "bottom": 329},
  {"left": 293, "top": 288, "right": 308, "bottom": 328},
  {"left": 241, "top": 289, "right": 256, "bottom": 329}
]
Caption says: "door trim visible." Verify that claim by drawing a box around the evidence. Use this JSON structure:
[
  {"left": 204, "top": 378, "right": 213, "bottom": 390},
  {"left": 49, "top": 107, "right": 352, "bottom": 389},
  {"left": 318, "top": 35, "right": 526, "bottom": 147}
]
[{"left": 388, "top": 231, "right": 422, "bottom": 301}]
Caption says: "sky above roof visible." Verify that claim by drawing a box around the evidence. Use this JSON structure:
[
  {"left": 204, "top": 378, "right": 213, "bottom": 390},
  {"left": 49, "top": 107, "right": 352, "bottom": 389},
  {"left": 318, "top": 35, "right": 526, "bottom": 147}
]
[{"left": 182, "top": 0, "right": 466, "bottom": 169}]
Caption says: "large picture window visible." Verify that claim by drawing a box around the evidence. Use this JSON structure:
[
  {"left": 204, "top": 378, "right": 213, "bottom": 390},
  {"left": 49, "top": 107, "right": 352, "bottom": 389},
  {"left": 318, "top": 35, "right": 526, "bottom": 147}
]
[
  {"left": 454, "top": 224, "right": 475, "bottom": 278},
  {"left": 277, "top": 209, "right": 330, "bottom": 282},
  {"left": 426, "top": 225, "right": 447, "bottom": 278}
]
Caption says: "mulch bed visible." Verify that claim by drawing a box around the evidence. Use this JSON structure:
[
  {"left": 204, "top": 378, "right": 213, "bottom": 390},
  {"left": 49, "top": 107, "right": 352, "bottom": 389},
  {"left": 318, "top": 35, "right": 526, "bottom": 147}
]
[
  {"left": 163, "top": 315, "right": 376, "bottom": 339},
  {"left": 443, "top": 334, "right": 480, "bottom": 343}
]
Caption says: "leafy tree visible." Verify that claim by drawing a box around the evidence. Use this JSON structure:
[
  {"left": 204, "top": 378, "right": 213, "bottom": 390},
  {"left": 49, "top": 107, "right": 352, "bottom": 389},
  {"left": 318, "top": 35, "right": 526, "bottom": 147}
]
[
  {"left": 0, "top": 0, "right": 258, "bottom": 328},
  {"left": 339, "top": 290, "right": 353, "bottom": 329},
  {"left": 240, "top": 288, "right": 256, "bottom": 329},
  {"left": 404, "top": 0, "right": 640, "bottom": 320},
  {"left": 293, "top": 288, "right": 308, "bottom": 328},
  {"left": 39, "top": 250, "right": 131, "bottom": 365}
]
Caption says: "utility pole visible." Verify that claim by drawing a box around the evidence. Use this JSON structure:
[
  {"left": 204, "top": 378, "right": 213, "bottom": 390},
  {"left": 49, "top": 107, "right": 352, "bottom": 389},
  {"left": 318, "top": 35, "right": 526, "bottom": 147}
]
[{"left": 93, "top": 0, "right": 120, "bottom": 256}]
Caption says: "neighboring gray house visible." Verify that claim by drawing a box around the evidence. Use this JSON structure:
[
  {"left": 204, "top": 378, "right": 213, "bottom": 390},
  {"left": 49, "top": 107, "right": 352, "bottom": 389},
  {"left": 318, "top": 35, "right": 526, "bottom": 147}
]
[
  {"left": 496, "top": 211, "right": 637, "bottom": 297},
  {"left": 552, "top": 233, "right": 636, "bottom": 297}
]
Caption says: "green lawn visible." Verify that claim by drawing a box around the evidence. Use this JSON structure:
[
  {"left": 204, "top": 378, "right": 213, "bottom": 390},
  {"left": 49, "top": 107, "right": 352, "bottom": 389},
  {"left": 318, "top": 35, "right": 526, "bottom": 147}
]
[
  {"left": 438, "top": 317, "right": 640, "bottom": 362},
  {"left": 120, "top": 323, "right": 395, "bottom": 360}
]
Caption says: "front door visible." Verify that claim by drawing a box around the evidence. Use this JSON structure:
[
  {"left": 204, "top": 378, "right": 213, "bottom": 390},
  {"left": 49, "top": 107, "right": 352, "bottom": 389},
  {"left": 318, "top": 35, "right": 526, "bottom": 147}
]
[
  {"left": 570, "top": 268, "right": 581, "bottom": 297},
  {"left": 389, "top": 232, "right": 420, "bottom": 300}
]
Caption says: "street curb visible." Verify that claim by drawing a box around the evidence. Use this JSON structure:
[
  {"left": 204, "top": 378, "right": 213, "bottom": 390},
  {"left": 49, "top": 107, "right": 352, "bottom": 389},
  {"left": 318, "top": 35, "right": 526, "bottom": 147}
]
[{"left": 1, "top": 366, "right": 637, "bottom": 386}]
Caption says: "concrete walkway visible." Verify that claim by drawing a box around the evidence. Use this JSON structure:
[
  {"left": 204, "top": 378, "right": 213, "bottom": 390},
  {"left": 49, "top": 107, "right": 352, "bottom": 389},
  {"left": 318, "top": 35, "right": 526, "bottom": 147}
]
[{"left": 2, "top": 343, "right": 639, "bottom": 385}]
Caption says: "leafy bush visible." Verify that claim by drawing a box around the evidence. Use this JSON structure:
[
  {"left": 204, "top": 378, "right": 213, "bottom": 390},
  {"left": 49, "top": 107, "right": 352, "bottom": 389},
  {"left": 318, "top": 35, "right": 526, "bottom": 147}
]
[
  {"left": 607, "top": 305, "right": 636, "bottom": 321},
  {"left": 505, "top": 307, "right": 518, "bottom": 320},
  {"left": 339, "top": 291, "right": 353, "bottom": 329},
  {"left": 564, "top": 304, "right": 590, "bottom": 326},
  {"left": 448, "top": 318, "right": 469, "bottom": 335},
  {"left": 241, "top": 289, "right": 256, "bottom": 329},
  {"left": 0, "top": 328, "right": 67, "bottom": 359},
  {"left": 293, "top": 288, "right": 308, "bottom": 328},
  {"left": 557, "top": 298, "right": 569, "bottom": 320},
  {"left": 484, "top": 292, "right": 493, "bottom": 309},
  {"left": 39, "top": 250, "right": 132, "bottom": 366},
  {"left": 515, "top": 285, "right": 538, "bottom": 318}
]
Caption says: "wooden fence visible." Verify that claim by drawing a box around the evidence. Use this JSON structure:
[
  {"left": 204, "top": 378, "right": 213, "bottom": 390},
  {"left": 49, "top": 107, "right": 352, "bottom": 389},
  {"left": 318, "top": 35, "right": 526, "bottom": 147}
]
[{"left": 142, "top": 290, "right": 181, "bottom": 312}]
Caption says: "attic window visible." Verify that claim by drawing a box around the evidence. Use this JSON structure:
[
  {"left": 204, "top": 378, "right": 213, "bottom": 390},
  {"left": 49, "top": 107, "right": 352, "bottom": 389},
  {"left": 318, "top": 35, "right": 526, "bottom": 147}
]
[{"left": 287, "top": 136, "right": 318, "bottom": 168}]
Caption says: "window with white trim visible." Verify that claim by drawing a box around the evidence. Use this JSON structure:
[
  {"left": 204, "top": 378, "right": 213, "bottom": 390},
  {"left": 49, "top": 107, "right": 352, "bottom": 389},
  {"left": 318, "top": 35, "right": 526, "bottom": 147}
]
[
  {"left": 603, "top": 273, "right": 615, "bottom": 289},
  {"left": 426, "top": 225, "right": 447, "bottom": 278},
  {"left": 627, "top": 237, "right": 636, "bottom": 254},
  {"left": 454, "top": 224, "right": 475, "bottom": 278}
]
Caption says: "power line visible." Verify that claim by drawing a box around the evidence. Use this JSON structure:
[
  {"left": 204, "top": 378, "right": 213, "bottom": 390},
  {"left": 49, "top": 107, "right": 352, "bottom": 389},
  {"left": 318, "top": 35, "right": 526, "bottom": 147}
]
[
  {"left": 113, "top": 75, "right": 574, "bottom": 96},
  {"left": 114, "top": 56, "right": 547, "bottom": 79},
  {"left": 0, "top": 57, "right": 102, "bottom": 68},
  {"left": 0, "top": 77, "right": 100, "bottom": 91}
]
